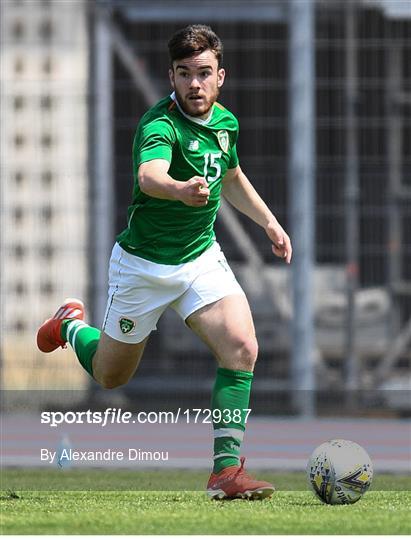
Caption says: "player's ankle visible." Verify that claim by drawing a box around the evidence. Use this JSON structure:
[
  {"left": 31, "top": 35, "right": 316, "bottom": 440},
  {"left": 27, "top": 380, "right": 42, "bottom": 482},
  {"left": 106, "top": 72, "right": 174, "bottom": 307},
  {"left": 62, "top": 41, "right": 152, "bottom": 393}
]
[{"left": 213, "top": 457, "right": 239, "bottom": 474}]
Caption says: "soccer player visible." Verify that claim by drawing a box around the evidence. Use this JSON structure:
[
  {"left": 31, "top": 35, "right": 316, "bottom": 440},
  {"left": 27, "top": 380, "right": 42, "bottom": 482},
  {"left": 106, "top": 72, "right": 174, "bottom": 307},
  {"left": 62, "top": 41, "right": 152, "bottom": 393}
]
[{"left": 37, "top": 24, "right": 292, "bottom": 500}]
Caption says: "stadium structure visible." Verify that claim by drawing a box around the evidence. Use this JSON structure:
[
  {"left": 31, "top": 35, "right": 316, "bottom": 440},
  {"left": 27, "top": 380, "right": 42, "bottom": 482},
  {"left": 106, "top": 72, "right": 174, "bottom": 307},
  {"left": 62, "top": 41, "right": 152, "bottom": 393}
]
[{"left": 1, "top": 0, "right": 410, "bottom": 417}]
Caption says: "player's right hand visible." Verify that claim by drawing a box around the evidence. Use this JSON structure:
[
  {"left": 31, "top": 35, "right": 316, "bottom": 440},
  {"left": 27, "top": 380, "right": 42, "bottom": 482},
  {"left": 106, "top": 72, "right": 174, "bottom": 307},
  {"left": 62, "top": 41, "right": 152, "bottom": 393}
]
[{"left": 179, "top": 176, "right": 210, "bottom": 207}]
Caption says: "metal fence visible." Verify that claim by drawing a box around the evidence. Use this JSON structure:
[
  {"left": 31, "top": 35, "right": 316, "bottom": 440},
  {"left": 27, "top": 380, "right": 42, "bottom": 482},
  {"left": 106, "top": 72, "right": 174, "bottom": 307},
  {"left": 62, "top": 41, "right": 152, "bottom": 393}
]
[
  {"left": 108, "top": 1, "right": 411, "bottom": 414},
  {"left": 1, "top": 0, "right": 410, "bottom": 416}
]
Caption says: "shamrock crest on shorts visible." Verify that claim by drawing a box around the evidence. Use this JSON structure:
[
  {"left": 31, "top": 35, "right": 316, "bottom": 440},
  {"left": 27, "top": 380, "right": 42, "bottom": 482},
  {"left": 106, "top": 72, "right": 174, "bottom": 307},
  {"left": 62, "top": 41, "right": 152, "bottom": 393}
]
[{"left": 119, "top": 317, "right": 135, "bottom": 334}]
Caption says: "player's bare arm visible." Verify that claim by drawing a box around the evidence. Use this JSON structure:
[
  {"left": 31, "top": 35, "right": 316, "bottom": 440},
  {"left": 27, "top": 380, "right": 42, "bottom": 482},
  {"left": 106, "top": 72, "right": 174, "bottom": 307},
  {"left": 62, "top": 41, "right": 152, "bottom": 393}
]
[
  {"left": 222, "top": 165, "right": 292, "bottom": 263},
  {"left": 138, "top": 159, "right": 210, "bottom": 207}
]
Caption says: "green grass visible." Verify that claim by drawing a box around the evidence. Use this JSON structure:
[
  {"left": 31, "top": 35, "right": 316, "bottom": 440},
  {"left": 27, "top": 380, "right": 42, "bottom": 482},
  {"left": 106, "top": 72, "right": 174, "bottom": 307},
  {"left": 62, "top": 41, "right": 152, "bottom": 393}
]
[{"left": 1, "top": 470, "right": 410, "bottom": 535}]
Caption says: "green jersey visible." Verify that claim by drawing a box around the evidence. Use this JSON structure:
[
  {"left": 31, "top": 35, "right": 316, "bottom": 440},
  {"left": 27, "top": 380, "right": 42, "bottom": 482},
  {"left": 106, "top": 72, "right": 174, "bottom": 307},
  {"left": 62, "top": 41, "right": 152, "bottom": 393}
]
[{"left": 116, "top": 94, "right": 239, "bottom": 264}]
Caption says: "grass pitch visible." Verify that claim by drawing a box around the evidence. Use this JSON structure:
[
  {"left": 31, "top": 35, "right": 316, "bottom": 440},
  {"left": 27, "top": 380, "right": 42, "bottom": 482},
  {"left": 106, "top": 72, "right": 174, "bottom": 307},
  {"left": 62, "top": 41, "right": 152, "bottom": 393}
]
[{"left": 1, "top": 469, "right": 410, "bottom": 535}]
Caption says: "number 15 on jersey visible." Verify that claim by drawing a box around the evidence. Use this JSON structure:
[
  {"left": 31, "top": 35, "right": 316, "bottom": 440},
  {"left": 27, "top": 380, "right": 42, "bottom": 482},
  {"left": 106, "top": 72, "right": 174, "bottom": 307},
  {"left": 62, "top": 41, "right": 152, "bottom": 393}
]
[{"left": 204, "top": 152, "right": 222, "bottom": 183}]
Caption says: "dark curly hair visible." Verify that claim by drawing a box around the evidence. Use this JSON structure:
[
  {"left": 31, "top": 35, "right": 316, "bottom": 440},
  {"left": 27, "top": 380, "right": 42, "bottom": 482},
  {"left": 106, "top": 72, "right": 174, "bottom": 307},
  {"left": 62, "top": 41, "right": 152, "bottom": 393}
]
[{"left": 168, "top": 24, "right": 223, "bottom": 67}]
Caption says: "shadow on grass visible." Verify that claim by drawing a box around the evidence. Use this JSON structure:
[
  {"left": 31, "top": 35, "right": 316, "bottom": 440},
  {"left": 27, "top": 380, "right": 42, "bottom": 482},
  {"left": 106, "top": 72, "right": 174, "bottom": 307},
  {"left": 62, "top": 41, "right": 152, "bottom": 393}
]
[{"left": 0, "top": 490, "right": 20, "bottom": 500}]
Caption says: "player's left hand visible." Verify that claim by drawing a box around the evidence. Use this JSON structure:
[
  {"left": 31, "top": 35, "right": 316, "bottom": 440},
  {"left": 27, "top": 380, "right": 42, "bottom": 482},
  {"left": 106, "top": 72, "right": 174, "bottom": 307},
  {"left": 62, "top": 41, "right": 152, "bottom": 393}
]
[{"left": 265, "top": 220, "right": 292, "bottom": 264}]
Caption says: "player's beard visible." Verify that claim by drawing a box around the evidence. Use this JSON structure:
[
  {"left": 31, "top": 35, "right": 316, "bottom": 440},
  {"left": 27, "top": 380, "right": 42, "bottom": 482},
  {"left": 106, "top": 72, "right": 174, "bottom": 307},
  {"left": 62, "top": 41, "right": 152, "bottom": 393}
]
[{"left": 175, "top": 85, "right": 220, "bottom": 119}]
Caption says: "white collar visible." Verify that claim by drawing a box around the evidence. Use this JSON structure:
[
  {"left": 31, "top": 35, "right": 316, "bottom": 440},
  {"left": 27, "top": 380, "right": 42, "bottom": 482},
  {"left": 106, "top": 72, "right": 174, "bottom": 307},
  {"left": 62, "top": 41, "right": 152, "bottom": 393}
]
[{"left": 170, "top": 92, "right": 214, "bottom": 125}]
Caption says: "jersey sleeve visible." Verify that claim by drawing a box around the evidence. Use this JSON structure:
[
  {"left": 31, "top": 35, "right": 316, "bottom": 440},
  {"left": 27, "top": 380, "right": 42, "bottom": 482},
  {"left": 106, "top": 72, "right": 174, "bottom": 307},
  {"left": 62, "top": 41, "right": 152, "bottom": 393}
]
[
  {"left": 133, "top": 118, "right": 176, "bottom": 169},
  {"left": 228, "top": 143, "right": 239, "bottom": 169},
  {"left": 228, "top": 121, "right": 239, "bottom": 169}
]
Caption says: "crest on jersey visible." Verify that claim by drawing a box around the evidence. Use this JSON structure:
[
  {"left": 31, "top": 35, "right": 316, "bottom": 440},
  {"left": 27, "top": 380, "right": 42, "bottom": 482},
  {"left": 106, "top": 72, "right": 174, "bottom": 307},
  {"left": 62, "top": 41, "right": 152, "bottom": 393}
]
[
  {"left": 217, "top": 130, "right": 229, "bottom": 153},
  {"left": 119, "top": 317, "right": 136, "bottom": 334},
  {"left": 188, "top": 140, "right": 199, "bottom": 151}
]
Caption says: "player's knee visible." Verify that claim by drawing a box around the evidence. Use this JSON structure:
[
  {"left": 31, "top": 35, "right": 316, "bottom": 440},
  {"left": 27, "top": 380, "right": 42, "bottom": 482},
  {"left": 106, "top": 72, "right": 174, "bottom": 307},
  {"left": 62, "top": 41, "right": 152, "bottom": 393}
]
[
  {"left": 99, "top": 373, "right": 131, "bottom": 390},
  {"left": 237, "top": 336, "right": 258, "bottom": 370}
]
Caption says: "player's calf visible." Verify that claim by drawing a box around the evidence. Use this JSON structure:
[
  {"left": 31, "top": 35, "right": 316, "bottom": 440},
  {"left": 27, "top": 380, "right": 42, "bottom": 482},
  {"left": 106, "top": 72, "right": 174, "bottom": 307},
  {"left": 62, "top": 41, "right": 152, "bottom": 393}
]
[{"left": 91, "top": 332, "right": 148, "bottom": 389}]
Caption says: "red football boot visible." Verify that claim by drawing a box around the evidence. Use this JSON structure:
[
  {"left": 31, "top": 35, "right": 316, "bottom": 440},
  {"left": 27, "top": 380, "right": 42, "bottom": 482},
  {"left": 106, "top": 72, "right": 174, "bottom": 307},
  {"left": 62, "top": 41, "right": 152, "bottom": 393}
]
[
  {"left": 207, "top": 457, "right": 275, "bottom": 500},
  {"left": 36, "top": 298, "right": 85, "bottom": 353}
]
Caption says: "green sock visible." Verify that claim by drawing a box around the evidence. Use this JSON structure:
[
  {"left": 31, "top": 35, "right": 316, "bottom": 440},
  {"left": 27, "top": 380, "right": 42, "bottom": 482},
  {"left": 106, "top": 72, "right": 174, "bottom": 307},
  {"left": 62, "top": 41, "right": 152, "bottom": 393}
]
[
  {"left": 211, "top": 367, "right": 253, "bottom": 473},
  {"left": 61, "top": 319, "right": 100, "bottom": 378}
]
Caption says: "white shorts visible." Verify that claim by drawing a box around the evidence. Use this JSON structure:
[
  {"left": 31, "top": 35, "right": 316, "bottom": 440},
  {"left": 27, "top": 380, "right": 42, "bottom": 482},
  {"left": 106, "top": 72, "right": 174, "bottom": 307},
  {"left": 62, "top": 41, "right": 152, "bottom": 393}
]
[{"left": 102, "top": 242, "right": 245, "bottom": 343}]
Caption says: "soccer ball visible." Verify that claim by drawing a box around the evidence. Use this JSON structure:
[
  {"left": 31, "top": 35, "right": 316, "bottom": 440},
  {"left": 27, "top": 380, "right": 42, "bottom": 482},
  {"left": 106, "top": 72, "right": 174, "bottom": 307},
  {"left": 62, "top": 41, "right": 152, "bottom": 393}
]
[{"left": 307, "top": 439, "right": 373, "bottom": 505}]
